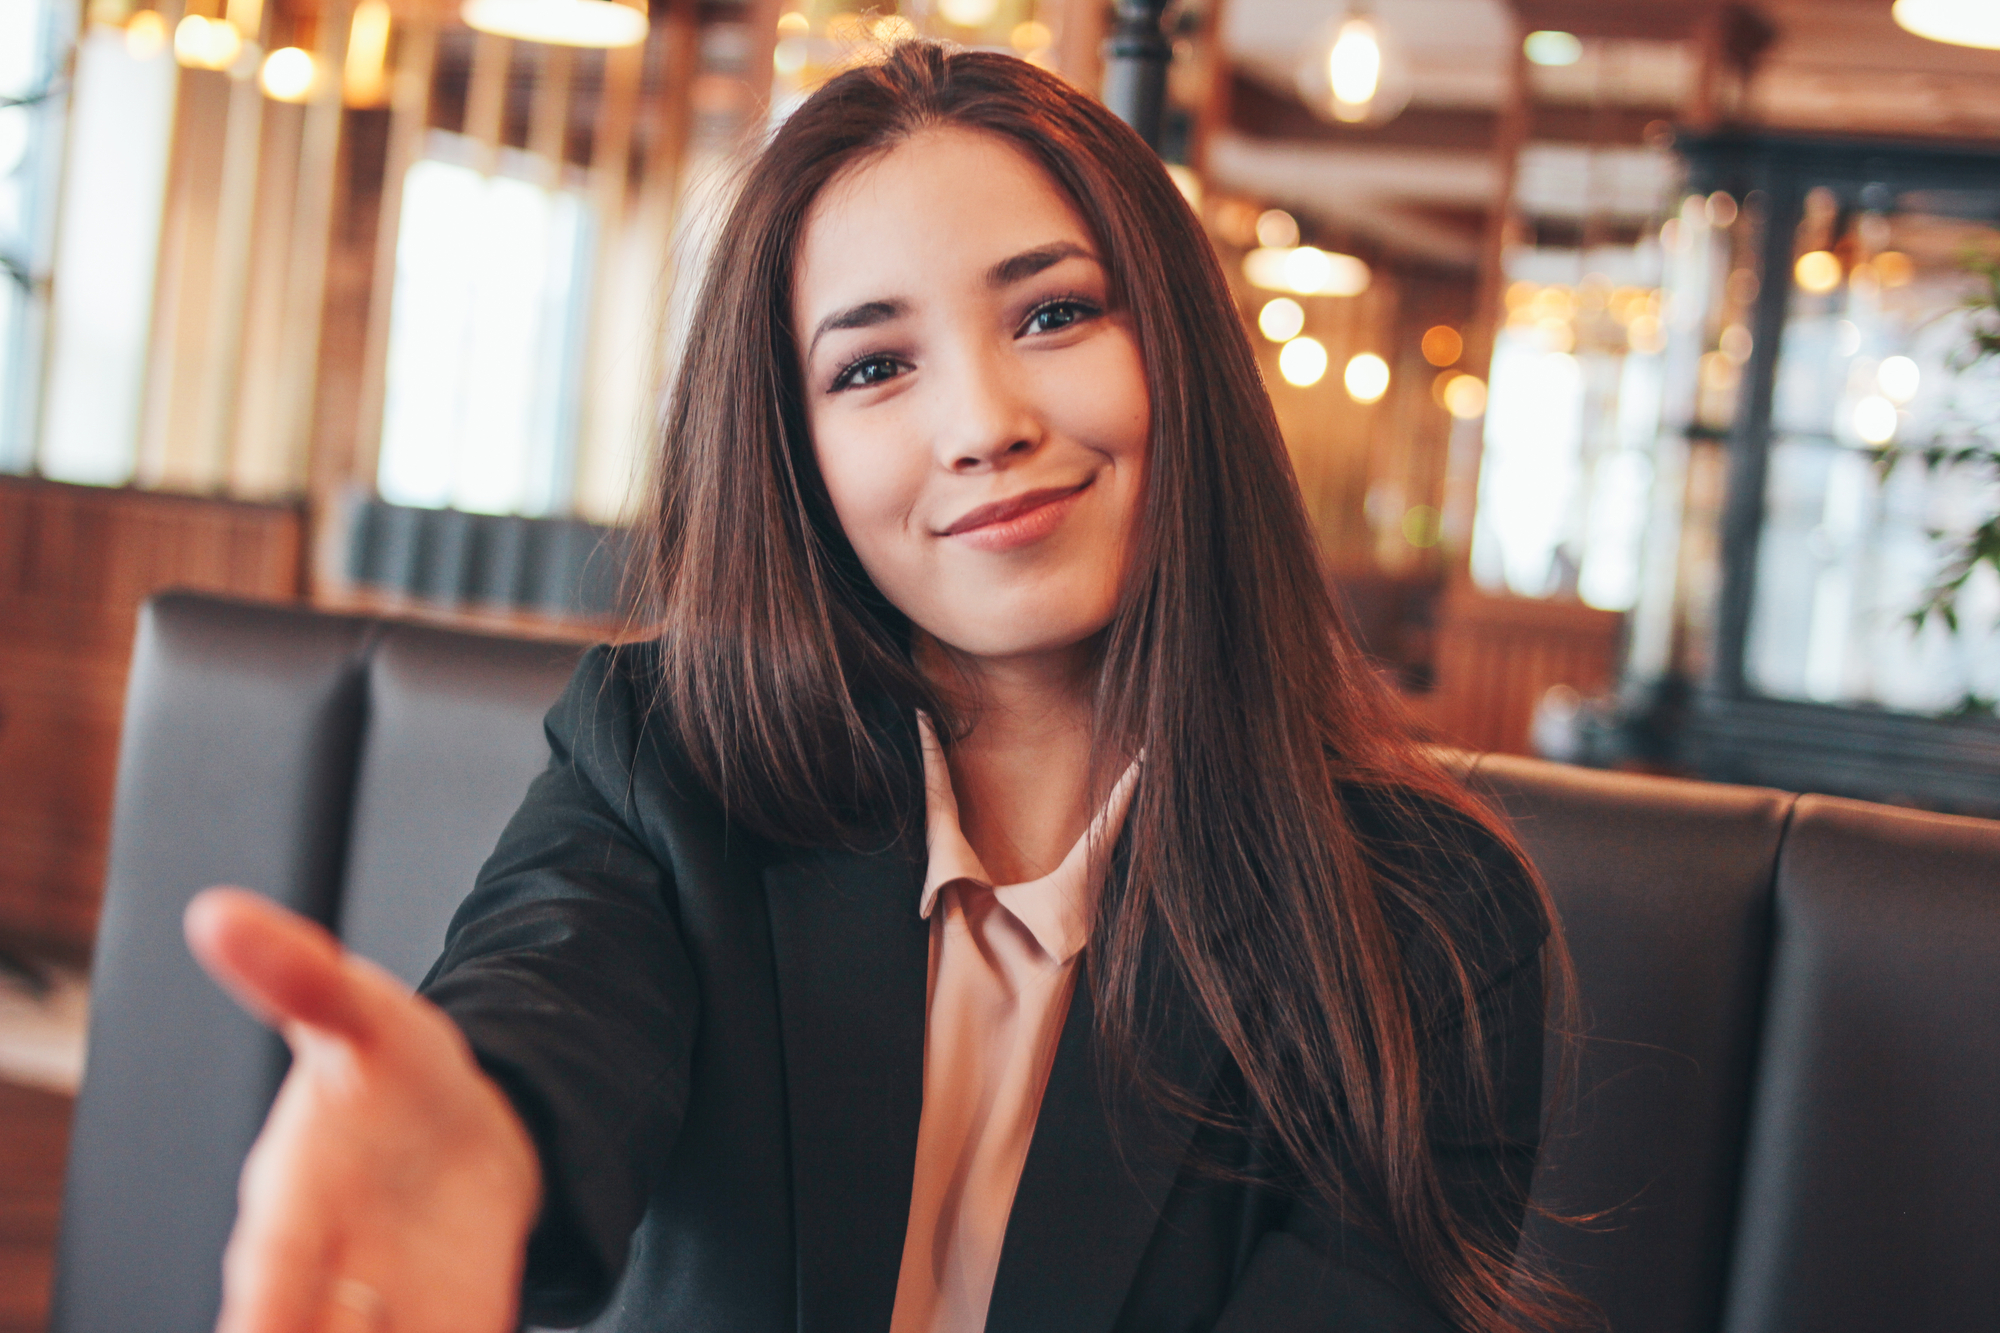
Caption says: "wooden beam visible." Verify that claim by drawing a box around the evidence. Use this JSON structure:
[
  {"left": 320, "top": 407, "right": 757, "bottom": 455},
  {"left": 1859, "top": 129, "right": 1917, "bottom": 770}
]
[
  {"left": 349, "top": 17, "right": 436, "bottom": 505},
  {"left": 1228, "top": 67, "right": 1676, "bottom": 150},
  {"left": 528, "top": 45, "right": 575, "bottom": 186},
  {"left": 276, "top": 0, "right": 352, "bottom": 495}
]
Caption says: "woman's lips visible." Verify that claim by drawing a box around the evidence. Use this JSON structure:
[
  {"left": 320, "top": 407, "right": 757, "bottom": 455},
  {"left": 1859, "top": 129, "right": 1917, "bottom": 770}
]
[{"left": 940, "top": 480, "right": 1093, "bottom": 552}]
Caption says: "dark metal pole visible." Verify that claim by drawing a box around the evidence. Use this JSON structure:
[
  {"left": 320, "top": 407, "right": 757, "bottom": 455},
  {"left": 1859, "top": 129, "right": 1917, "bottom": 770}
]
[{"left": 1100, "top": 0, "right": 1174, "bottom": 152}]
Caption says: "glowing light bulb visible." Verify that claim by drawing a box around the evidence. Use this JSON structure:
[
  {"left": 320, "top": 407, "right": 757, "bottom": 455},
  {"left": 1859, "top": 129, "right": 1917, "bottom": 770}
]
[
  {"left": 125, "top": 9, "right": 168, "bottom": 58},
  {"left": 1255, "top": 209, "right": 1299, "bottom": 249},
  {"left": 1420, "top": 325, "right": 1462, "bottom": 367},
  {"left": 260, "top": 46, "right": 317, "bottom": 101},
  {"left": 1279, "top": 337, "right": 1329, "bottom": 387},
  {"left": 939, "top": 0, "right": 999, "bottom": 27},
  {"left": 1853, "top": 396, "right": 1899, "bottom": 445},
  {"left": 1442, "top": 374, "right": 1487, "bottom": 420},
  {"left": 1523, "top": 30, "right": 1581, "bottom": 66},
  {"left": 1344, "top": 352, "right": 1390, "bottom": 403},
  {"left": 1010, "top": 20, "right": 1050, "bottom": 51},
  {"left": 1893, "top": 0, "right": 2000, "bottom": 49},
  {"left": 1878, "top": 355, "right": 1920, "bottom": 404},
  {"left": 1328, "top": 18, "right": 1381, "bottom": 113},
  {"left": 174, "top": 14, "right": 242, "bottom": 70},
  {"left": 461, "top": 0, "right": 648, "bottom": 48},
  {"left": 1284, "top": 246, "right": 1333, "bottom": 295},
  {"left": 344, "top": 0, "right": 391, "bottom": 106},
  {"left": 1258, "top": 298, "right": 1305, "bottom": 343},
  {"left": 1795, "top": 250, "right": 1842, "bottom": 294}
]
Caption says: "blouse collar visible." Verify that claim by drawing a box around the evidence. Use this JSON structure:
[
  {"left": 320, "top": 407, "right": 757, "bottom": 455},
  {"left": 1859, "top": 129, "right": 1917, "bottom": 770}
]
[{"left": 915, "top": 712, "right": 1141, "bottom": 965}]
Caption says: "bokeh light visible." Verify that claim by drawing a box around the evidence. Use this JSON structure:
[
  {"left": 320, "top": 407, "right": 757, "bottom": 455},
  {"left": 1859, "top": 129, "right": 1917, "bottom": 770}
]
[
  {"left": 1420, "top": 325, "right": 1462, "bottom": 367},
  {"left": 1795, "top": 250, "right": 1842, "bottom": 294},
  {"left": 1257, "top": 298, "right": 1305, "bottom": 343},
  {"left": 1344, "top": 352, "right": 1389, "bottom": 403},
  {"left": 1279, "top": 337, "right": 1328, "bottom": 387}
]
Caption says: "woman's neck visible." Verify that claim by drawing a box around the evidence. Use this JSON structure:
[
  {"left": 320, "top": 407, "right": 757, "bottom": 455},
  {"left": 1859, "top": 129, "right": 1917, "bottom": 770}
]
[{"left": 915, "top": 634, "right": 1100, "bottom": 886}]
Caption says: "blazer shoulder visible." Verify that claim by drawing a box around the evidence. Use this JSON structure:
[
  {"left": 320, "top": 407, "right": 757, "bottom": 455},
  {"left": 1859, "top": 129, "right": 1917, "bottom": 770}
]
[{"left": 538, "top": 638, "right": 731, "bottom": 828}]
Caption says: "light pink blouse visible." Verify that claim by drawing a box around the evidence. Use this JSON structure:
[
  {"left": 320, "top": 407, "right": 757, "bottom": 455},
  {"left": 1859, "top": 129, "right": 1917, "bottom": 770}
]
[{"left": 888, "top": 717, "right": 1141, "bottom": 1333}]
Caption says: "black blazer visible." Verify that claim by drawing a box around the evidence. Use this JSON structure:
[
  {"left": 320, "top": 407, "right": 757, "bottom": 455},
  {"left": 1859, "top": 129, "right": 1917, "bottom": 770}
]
[{"left": 421, "top": 645, "right": 1549, "bottom": 1333}]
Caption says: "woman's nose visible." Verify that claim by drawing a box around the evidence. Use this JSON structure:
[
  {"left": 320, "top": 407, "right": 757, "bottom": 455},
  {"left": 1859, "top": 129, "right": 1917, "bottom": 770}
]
[{"left": 936, "top": 350, "right": 1044, "bottom": 473}]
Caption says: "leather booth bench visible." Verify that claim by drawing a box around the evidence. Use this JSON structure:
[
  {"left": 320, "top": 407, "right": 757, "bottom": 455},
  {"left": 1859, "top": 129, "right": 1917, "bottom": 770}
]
[{"left": 48, "top": 593, "right": 2000, "bottom": 1332}]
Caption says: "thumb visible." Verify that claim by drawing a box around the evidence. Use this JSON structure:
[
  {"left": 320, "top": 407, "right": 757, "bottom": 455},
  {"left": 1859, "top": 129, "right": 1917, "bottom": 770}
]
[{"left": 185, "top": 888, "right": 378, "bottom": 1046}]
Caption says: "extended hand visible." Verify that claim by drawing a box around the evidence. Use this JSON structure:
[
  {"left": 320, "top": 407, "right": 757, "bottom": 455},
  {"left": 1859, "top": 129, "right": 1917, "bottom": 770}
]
[{"left": 185, "top": 888, "right": 543, "bottom": 1333}]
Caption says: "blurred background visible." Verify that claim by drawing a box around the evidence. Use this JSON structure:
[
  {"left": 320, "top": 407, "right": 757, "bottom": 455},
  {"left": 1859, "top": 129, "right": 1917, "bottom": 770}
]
[{"left": 0, "top": 2, "right": 1996, "bottom": 1320}]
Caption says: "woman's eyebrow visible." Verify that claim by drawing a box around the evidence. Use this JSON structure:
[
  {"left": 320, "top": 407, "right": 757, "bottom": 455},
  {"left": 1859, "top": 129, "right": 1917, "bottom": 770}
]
[
  {"left": 807, "top": 298, "right": 906, "bottom": 363},
  {"left": 804, "top": 243, "right": 1095, "bottom": 362},
  {"left": 987, "top": 241, "right": 1095, "bottom": 288}
]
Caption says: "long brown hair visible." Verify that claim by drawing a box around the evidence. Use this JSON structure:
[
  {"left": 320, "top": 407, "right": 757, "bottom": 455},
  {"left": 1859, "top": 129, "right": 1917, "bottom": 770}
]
[{"left": 636, "top": 41, "right": 1577, "bottom": 1332}]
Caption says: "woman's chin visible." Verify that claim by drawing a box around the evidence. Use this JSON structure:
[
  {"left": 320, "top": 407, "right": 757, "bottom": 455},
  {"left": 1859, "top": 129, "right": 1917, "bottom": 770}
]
[{"left": 915, "top": 608, "right": 1115, "bottom": 671}]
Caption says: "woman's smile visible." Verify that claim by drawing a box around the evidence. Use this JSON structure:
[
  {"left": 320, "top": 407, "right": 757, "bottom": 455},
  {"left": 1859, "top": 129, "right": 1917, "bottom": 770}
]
[{"left": 938, "top": 477, "right": 1094, "bottom": 551}]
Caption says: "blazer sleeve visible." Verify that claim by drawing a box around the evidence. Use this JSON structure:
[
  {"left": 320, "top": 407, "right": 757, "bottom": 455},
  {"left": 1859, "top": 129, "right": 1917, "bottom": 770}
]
[
  {"left": 1211, "top": 796, "right": 1550, "bottom": 1333},
  {"left": 419, "top": 644, "right": 700, "bottom": 1326}
]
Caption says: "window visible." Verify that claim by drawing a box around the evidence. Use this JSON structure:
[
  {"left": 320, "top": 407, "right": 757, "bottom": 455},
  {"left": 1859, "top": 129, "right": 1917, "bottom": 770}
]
[
  {"left": 34, "top": 19, "right": 177, "bottom": 484},
  {"left": 375, "top": 133, "right": 595, "bottom": 516},
  {"left": 1745, "top": 195, "right": 2000, "bottom": 712},
  {"left": 1472, "top": 243, "right": 1667, "bottom": 611},
  {"left": 0, "top": 0, "right": 83, "bottom": 471}
]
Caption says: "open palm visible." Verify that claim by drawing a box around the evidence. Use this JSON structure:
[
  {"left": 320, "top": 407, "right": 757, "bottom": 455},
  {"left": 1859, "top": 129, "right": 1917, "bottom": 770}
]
[{"left": 185, "top": 888, "right": 543, "bottom": 1333}]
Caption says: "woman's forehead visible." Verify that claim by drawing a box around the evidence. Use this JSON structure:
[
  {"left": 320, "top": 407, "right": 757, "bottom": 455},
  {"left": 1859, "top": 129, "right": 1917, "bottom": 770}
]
[{"left": 793, "top": 127, "right": 1099, "bottom": 316}]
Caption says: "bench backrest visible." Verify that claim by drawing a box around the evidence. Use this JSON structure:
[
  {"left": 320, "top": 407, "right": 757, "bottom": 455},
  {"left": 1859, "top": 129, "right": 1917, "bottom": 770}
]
[{"left": 50, "top": 593, "right": 2000, "bottom": 1333}]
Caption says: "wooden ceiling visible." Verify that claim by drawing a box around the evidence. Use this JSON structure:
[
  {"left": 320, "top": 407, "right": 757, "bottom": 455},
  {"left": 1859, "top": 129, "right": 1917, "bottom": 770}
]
[{"left": 1212, "top": 0, "right": 2000, "bottom": 268}]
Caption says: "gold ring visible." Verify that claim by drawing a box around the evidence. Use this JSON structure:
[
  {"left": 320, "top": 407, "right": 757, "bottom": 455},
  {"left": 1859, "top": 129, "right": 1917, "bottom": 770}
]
[{"left": 330, "top": 1277, "right": 385, "bottom": 1325}]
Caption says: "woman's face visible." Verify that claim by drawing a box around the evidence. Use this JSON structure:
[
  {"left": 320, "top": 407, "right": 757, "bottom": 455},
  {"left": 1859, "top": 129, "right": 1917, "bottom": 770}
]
[{"left": 792, "top": 126, "right": 1151, "bottom": 665}]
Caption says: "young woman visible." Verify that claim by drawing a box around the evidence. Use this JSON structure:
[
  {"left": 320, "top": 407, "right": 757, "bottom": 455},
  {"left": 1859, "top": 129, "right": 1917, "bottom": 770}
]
[{"left": 187, "top": 41, "right": 1572, "bottom": 1333}]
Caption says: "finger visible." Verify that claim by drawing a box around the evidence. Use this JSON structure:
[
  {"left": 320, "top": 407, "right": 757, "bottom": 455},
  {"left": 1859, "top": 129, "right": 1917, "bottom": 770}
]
[
  {"left": 186, "top": 888, "right": 377, "bottom": 1043},
  {"left": 216, "top": 1211, "right": 335, "bottom": 1333}
]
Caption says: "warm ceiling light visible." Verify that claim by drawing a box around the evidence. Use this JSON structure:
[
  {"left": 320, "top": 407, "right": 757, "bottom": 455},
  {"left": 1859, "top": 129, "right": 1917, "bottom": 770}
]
[
  {"left": 1279, "top": 337, "right": 1329, "bottom": 387},
  {"left": 1258, "top": 298, "right": 1305, "bottom": 343},
  {"left": 1852, "top": 396, "right": 1899, "bottom": 445},
  {"left": 1442, "top": 373, "right": 1486, "bottom": 420},
  {"left": 344, "top": 0, "right": 391, "bottom": 106},
  {"left": 1892, "top": 0, "right": 2000, "bottom": 49},
  {"left": 260, "top": 45, "right": 317, "bottom": 100},
  {"left": 1523, "top": 30, "right": 1581, "bottom": 66},
  {"left": 1327, "top": 17, "right": 1382, "bottom": 112},
  {"left": 1242, "top": 246, "right": 1371, "bottom": 297},
  {"left": 1255, "top": 208, "right": 1299, "bottom": 249},
  {"left": 1878, "top": 355, "right": 1921, "bottom": 404},
  {"left": 1795, "top": 250, "right": 1842, "bottom": 294},
  {"left": 1296, "top": 10, "right": 1410, "bottom": 126},
  {"left": 1344, "top": 352, "right": 1390, "bottom": 403},
  {"left": 939, "top": 0, "right": 999, "bottom": 27},
  {"left": 125, "top": 9, "right": 168, "bottom": 58},
  {"left": 1420, "top": 325, "right": 1462, "bottom": 367},
  {"left": 1010, "top": 20, "right": 1050, "bottom": 52},
  {"left": 174, "top": 14, "right": 243, "bottom": 70},
  {"left": 462, "top": 0, "right": 648, "bottom": 48}
]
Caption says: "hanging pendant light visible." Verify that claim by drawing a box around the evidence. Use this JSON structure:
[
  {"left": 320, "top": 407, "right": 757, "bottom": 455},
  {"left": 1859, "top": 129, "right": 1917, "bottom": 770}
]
[
  {"left": 1891, "top": 0, "right": 2000, "bottom": 49},
  {"left": 1295, "top": 8, "right": 1411, "bottom": 126},
  {"left": 463, "top": 0, "right": 648, "bottom": 48}
]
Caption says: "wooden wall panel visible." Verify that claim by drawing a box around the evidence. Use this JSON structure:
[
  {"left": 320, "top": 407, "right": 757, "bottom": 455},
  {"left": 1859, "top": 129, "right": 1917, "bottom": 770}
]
[
  {"left": 1413, "top": 584, "right": 1625, "bottom": 756},
  {"left": 0, "top": 478, "right": 305, "bottom": 955},
  {"left": 0, "top": 1082, "right": 71, "bottom": 1333}
]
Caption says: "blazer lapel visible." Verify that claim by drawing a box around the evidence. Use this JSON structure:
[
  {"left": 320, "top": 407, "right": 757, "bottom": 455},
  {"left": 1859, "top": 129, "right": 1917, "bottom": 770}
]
[
  {"left": 985, "top": 935, "right": 1225, "bottom": 1333},
  {"left": 763, "top": 815, "right": 931, "bottom": 1333}
]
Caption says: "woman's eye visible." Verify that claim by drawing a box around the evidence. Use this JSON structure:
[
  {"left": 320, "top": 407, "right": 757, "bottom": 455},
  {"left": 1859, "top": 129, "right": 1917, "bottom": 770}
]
[
  {"left": 832, "top": 355, "right": 905, "bottom": 390},
  {"left": 1023, "top": 299, "right": 1098, "bottom": 335}
]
